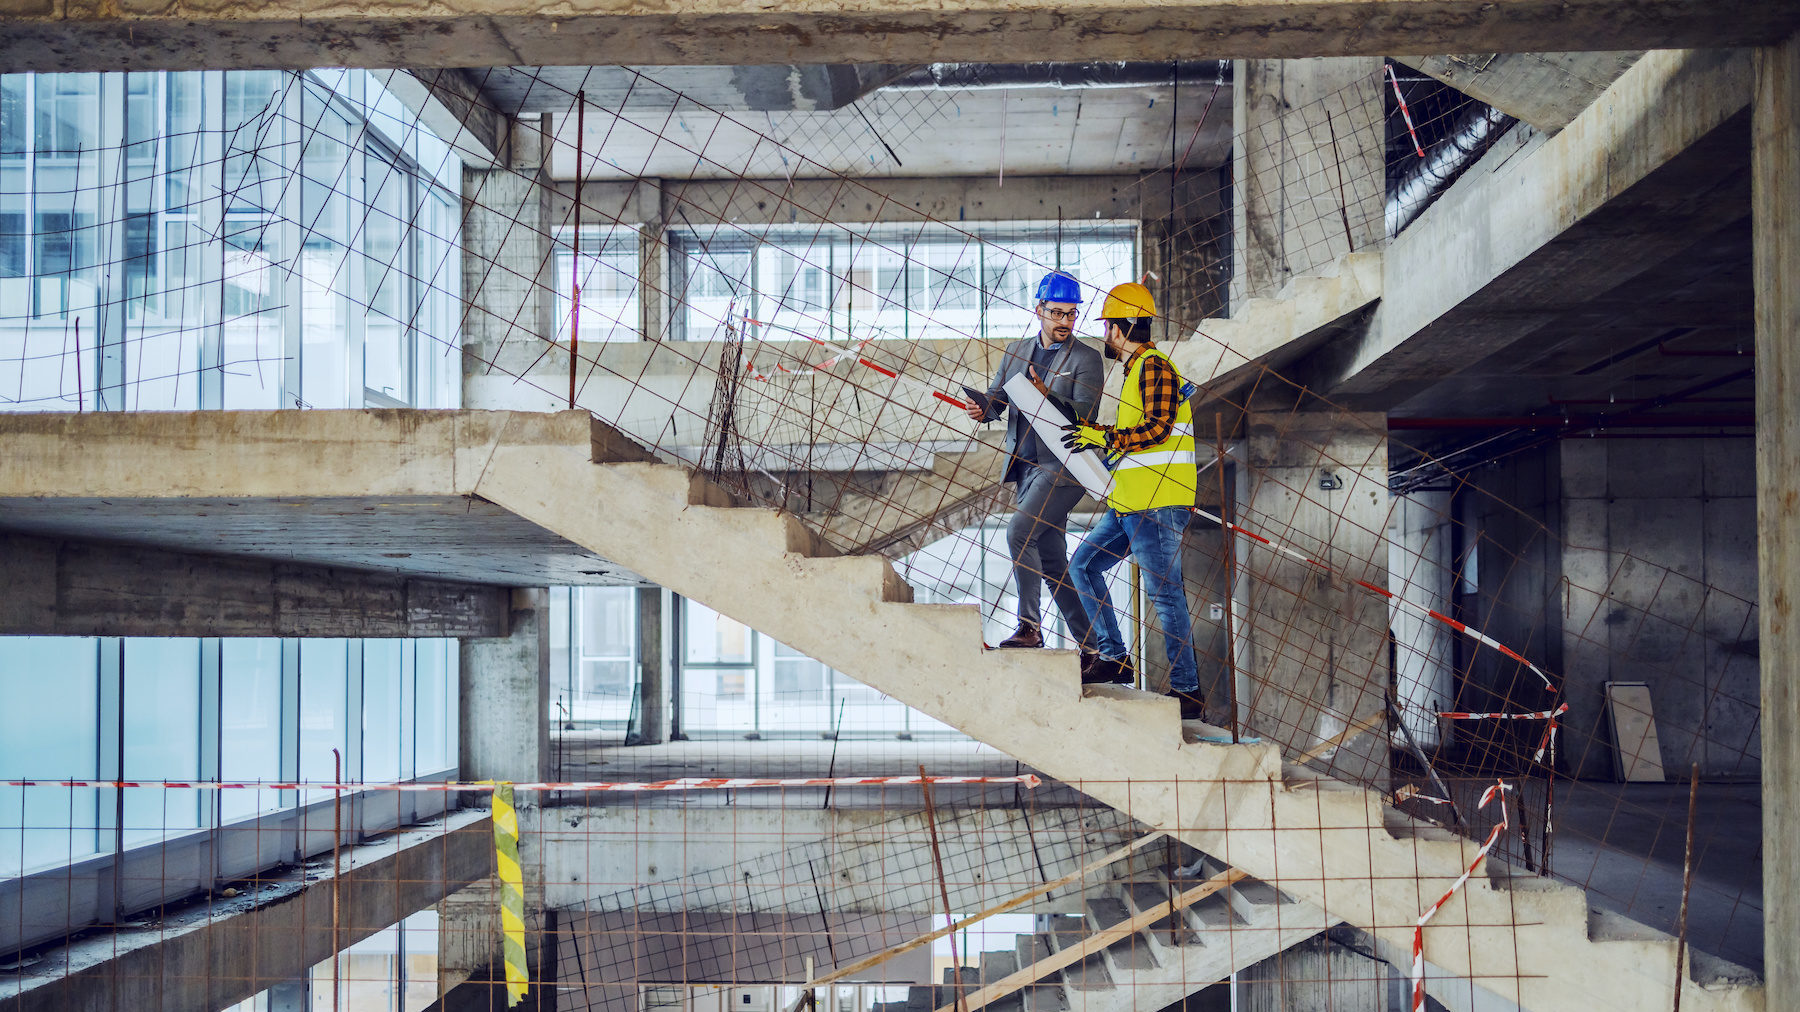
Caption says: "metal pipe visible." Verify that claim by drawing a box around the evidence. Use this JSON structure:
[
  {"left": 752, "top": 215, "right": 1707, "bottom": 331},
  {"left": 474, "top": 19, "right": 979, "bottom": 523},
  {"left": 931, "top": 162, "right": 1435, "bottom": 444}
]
[
  {"left": 1386, "top": 102, "right": 1515, "bottom": 235},
  {"left": 886, "top": 61, "right": 1229, "bottom": 91}
]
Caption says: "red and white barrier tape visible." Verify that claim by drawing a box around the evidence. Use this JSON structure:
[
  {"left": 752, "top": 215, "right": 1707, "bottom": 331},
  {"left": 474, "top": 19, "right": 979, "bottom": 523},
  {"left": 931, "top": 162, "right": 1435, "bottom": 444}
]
[
  {"left": 0, "top": 773, "right": 1042, "bottom": 793},
  {"left": 1388, "top": 64, "right": 1427, "bottom": 158},
  {"left": 1438, "top": 703, "right": 1567, "bottom": 762},
  {"left": 1411, "top": 779, "right": 1512, "bottom": 1012}
]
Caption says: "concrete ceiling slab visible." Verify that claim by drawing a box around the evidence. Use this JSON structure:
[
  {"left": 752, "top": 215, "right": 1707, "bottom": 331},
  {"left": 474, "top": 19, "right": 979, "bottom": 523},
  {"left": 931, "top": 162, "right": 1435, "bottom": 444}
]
[
  {"left": 550, "top": 83, "right": 1232, "bottom": 181},
  {"left": 0, "top": 495, "right": 649, "bottom": 588},
  {"left": 4, "top": 3, "right": 1799, "bottom": 73}
]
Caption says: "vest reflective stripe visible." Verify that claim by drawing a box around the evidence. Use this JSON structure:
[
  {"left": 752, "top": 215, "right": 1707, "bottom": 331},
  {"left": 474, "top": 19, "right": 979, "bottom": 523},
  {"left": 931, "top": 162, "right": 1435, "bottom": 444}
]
[
  {"left": 1108, "top": 347, "right": 1197, "bottom": 513},
  {"left": 1112, "top": 449, "right": 1197, "bottom": 470}
]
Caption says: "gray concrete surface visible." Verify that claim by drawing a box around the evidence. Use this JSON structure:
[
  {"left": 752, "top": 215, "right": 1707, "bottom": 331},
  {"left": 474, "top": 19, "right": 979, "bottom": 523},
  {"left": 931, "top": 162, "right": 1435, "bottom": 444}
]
[
  {"left": 0, "top": 810, "right": 492, "bottom": 1012},
  {"left": 1753, "top": 30, "right": 1800, "bottom": 1012},
  {"left": 462, "top": 588, "right": 554, "bottom": 787},
  {"left": 1, "top": 2, "right": 1796, "bottom": 73},
  {"left": 0, "top": 530, "right": 510, "bottom": 638}
]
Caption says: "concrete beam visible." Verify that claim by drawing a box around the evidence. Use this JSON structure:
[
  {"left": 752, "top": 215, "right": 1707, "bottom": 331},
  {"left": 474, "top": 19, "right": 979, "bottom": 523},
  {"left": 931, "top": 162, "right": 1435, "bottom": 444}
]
[
  {"left": 655, "top": 173, "right": 1218, "bottom": 227},
  {"left": 378, "top": 68, "right": 508, "bottom": 168},
  {"left": 0, "top": 811, "right": 492, "bottom": 1012},
  {"left": 3, "top": 3, "right": 1797, "bottom": 73},
  {"left": 1305, "top": 48, "right": 1755, "bottom": 409},
  {"left": 0, "top": 531, "right": 510, "bottom": 638},
  {"left": 1754, "top": 29, "right": 1800, "bottom": 1012},
  {"left": 1396, "top": 52, "right": 1644, "bottom": 133}
]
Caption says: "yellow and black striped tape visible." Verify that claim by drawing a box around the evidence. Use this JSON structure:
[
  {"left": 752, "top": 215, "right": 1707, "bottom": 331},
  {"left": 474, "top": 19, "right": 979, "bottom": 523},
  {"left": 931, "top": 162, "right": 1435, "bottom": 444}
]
[{"left": 490, "top": 782, "right": 529, "bottom": 1007}]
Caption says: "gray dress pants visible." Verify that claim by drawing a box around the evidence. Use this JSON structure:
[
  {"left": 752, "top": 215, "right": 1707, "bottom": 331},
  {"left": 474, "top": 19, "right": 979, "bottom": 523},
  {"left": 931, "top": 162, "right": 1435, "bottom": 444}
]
[{"left": 1006, "top": 464, "right": 1093, "bottom": 649}]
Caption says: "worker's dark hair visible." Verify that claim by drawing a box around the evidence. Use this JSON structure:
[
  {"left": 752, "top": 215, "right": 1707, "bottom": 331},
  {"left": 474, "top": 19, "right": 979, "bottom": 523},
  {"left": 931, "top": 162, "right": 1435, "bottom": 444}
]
[{"left": 1103, "top": 317, "right": 1153, "bottom": 344}]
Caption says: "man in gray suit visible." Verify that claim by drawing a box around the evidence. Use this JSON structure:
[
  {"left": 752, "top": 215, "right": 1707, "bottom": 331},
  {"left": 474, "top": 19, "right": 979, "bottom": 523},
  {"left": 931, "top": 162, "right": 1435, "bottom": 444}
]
[{"left": 964, "top": 271, "right": 1106, "bottom": 662}]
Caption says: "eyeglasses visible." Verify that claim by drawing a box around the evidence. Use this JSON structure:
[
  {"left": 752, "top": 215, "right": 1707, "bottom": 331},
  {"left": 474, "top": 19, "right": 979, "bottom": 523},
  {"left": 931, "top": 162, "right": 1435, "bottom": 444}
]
[{"left": 1040, "top": 307, "right": 1079, "bottom": 322}]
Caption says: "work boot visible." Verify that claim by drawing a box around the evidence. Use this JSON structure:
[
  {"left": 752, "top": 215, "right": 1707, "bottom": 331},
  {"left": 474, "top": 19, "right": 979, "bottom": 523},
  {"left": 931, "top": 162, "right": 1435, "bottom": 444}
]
[
  {"left": 1167, "top": 690, "right": 1205, "bottom": 721},
  {"left": 1080, "top": 651, "right": 1130, "bottom": 684},
  {"left": 996, "top": 622, "right": 1043, "bottom": 649},
  {"left": 1079, "top": 650, "right": 1104, "bottom": 682},
  {"left": 1103, "top": 655, "right": 1137, "bottom": 686}
]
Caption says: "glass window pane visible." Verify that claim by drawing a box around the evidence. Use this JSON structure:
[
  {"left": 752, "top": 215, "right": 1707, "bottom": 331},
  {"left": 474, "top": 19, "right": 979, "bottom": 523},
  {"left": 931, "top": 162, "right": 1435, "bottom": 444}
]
[
  {"left": 684, "top": 600, "right": 751, "bottom": 664},
  {"left": 362, "top": 640, "right": 403, "bottom": 784},
  {"left": 220, "top": 638, "right": 285, "bottom": 822},
  {"left": 569, "top": 587, "right": 634, "bottom": 722},
  {"left": 122, "top": 638, "right": 203, "bottom": 846},
  {"left": 414, "top": 639, "right": 455, "bottom": 775},
  {"left": 0, "top": 637, "right": 101, "bottom": 874},
  {"left": 363, "top": 145, "right": 410, "bottom": 403},
  {"left": 222, "top": 71, "right": 289, "bottom": 410},
  {"left": 556, "top": 226, "right": 641, "bottom": 345},
  {"left": 299, "top": 86, "right": 353, "bottom": 409},
  {"left": 299, "top": 639, "right": 348, "bottom": 796}
]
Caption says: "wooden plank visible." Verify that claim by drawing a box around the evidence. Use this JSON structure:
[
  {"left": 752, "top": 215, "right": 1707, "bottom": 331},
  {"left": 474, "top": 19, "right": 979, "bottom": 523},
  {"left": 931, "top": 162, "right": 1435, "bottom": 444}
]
[
  {"left": 931, "top": 868, "right": 1248, "bottom": 1012},
  {"left": 801, "top": 831, "right": 1168, "bottom": 990},
  {"left": 1605, "top": 681, "right": 1667, "bottom": 782}
]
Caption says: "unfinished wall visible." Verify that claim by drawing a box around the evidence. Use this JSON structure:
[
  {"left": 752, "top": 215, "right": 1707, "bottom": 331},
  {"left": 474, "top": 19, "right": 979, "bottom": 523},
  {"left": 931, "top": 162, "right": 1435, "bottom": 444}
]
[
  {"left": 1558, "top": 436, "right": 1760, "bottom": 781},
  {"left": 1457, "top": 436, "right": 1759, "bottom": 781}
]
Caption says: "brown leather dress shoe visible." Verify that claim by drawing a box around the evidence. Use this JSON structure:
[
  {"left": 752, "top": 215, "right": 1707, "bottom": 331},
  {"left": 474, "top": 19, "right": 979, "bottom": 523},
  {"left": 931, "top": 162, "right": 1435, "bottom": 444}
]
[{"left": 996, "top": 623, "right": 1043, "bottom": 648}]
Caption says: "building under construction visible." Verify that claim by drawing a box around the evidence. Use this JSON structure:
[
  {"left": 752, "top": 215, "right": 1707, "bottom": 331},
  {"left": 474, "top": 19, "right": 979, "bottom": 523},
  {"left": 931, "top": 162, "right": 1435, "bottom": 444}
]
[{"left": 0, "top": 7, "right": 1795, "bottom": 1012}]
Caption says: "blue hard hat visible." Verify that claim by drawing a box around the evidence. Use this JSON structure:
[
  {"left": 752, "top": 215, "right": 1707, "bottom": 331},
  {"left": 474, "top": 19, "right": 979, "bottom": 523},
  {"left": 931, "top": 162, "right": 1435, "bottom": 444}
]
[{"left": 1033, "top": 271, "right": 1083, "bottom": 304}]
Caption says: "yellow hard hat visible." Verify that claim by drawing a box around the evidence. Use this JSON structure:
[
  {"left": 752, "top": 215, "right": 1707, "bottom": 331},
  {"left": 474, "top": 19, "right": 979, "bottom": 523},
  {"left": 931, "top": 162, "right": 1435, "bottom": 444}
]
[{"left": 1099, "top": 282, "right": 1156, "bottom": 320}]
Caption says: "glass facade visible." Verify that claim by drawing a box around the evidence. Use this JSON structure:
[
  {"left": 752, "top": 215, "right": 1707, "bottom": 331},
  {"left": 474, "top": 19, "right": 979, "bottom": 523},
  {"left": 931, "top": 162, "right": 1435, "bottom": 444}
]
[
  {"left": 0, "top": 636, "right": 459, "bottom": 879},
  {"left": 666, "top": 222, "right": 1137, "bottom": 344},
  {"left": 0, "top": 70, "right": 462, "bottom": 412}
]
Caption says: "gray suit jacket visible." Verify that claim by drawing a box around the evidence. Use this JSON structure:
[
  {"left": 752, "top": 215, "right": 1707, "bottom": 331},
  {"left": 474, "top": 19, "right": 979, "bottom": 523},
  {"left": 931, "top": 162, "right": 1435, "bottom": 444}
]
[{"left": 975, "top": 334, "right": 1106, "bottom": 486}]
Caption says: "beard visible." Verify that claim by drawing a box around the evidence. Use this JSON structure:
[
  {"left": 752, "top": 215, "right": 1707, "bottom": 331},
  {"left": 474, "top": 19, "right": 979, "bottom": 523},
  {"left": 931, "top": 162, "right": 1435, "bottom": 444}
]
[{"left": 1103, "top": 341, "right": 1122, "bottom": 361}]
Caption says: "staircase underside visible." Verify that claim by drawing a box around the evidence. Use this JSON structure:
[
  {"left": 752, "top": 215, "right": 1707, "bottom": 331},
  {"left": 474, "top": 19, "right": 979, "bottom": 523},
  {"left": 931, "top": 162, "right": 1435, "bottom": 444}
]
[{"left": 0, "top": 408, "right": 1762, "bottom": 1012}]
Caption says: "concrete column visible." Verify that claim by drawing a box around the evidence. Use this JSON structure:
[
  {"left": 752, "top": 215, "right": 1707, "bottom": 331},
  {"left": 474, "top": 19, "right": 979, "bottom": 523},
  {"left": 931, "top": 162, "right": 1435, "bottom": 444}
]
[
  {"left": 640, "top": 215, "right": 669, "bottom": 341},
  {"left": 628, "top": 586, "right": 670, "bottom": 745},
  {"left": 1236, "top": 410, "right": 1391, "bottom": 787},
  {"left": 1231, "top": 58, "right": 1384, "bottom": 304},
  {"left": 459, "top": 588, "right": 551, "bottom": 787},
  {"left": 1754, "top": 30, "right": 1800, "bottom": 1012},
  {"left": 462, "top": 113, "right": 559, "bottom": 411}
]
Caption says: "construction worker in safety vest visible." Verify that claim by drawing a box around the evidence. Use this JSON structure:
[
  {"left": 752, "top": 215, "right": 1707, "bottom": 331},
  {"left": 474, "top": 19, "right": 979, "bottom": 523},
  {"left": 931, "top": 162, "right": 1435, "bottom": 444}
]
[
  {"left": 1060, "top": 282, "right": 1208, "bottom": 720},
  {"left": 964, "top": 270, "right": 1106, "bottom": 657}
]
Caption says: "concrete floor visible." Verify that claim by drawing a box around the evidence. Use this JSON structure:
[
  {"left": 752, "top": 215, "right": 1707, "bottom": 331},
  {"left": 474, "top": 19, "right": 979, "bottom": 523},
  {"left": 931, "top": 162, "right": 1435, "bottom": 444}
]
[
  {"left": 560, "top": 738, "right": 1766, "bottom": 974},
  {"left": 1545, "top": 781, "right": 1762, "bottom": 973}
]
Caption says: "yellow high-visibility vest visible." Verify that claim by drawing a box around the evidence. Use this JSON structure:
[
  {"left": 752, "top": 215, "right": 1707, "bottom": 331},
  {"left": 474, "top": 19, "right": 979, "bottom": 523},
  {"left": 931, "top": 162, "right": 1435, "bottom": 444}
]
[{"left": 1108, "top": 346, "right": 1197, "bottom": 513}]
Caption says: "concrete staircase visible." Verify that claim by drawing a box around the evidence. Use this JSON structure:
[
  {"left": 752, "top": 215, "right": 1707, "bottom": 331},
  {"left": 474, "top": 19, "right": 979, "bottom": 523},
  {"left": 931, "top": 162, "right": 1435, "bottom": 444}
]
[
  {"left": 875, "top": 854, "right": 1330, "bottom": 1012},
  {"left": 0, "top": 409, "right": 1759, "bottom": 1012},
  {"left": 470, "top": 412, "right": 1757, "bottom": 1012}
]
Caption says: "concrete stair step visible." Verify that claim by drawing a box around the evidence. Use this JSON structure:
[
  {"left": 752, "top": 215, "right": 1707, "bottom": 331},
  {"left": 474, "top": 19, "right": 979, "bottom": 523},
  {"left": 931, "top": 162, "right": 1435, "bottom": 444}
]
[
  {"left": 1187, "top": 890, "right": 1246, "bottom": 929},
  {"left": 979, "top": 949, "right": 1024, "bottom": 1012},
  {"left": 1014, "top": 934, "right": 1068, "bottom": 1012},
  {"left": 1084, "top": 896, "right": 1157, "bottom": 970},
  {"left": 1121, "top": 880, "right": 1203, "bottom": 946},
  {"left": 1046, "top": 913, "right": 1113, "bottom": 990}
]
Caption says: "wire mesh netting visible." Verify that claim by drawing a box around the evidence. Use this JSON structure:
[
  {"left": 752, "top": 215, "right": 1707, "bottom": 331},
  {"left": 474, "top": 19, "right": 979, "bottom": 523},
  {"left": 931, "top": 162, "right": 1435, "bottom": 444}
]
[{"left": 0, "top": 55, "right": 1764, "bottom": 1012}]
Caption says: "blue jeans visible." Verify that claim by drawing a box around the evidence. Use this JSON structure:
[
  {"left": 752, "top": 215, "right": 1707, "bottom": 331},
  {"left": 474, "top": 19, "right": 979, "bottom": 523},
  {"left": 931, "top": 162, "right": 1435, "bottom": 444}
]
[{"left": 1069, "top": 506, "right": 1199, "bottom": 693}]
